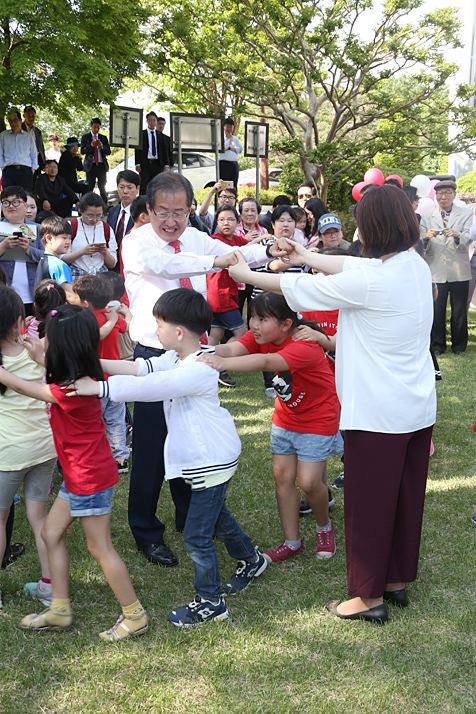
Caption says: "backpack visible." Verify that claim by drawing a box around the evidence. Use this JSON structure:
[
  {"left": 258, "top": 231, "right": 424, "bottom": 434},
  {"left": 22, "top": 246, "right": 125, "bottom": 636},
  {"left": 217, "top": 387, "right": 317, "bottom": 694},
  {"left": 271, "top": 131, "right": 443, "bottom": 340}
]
[{"left": 70, "top": 218, "right": 111, "bottom": 247}]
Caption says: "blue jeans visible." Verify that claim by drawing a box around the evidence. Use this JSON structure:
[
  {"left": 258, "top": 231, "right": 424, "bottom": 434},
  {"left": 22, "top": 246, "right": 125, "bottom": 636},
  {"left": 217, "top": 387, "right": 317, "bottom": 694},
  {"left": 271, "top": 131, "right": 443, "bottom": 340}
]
[
  {"left": 100, "top": 396, "right": 129, "bottom": 460},
  {"left": 182, "top": 479, "right": 256, "bottom": 601}
]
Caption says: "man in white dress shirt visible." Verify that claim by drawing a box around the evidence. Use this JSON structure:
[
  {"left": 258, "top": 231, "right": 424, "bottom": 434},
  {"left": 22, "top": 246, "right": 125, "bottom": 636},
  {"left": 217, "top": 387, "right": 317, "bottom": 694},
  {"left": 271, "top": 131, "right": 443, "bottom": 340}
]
[
  {"left": 218, "top": 118, "right": 242, "bottom": 188},
  {"left": 121, "top": 171, "right": 288, "bottom": 567}
]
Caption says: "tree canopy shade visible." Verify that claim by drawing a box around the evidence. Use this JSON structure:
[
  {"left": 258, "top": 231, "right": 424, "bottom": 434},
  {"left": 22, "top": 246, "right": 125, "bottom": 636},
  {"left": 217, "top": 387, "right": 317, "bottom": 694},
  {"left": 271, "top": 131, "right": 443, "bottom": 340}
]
[
  {"left": 141, "top": 0, "right": 476, "bottom": 203},
  {"left": 0, "top": 0, "right": 146, "bottom": 125}
]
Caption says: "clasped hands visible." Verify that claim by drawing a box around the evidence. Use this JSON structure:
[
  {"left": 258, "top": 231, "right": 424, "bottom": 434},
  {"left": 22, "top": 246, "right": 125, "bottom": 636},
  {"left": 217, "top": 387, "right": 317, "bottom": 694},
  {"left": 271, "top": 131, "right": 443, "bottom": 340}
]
[{"left": 213, "top": 238, "right": 307, "bottom": 281}]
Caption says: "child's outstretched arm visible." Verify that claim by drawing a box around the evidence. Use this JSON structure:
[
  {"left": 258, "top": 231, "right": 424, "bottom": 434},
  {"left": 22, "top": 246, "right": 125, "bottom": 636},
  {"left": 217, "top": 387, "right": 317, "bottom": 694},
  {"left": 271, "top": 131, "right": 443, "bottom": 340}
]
[
  {"left": 199, "top": 351, "right": 289, "bottom": 374},
  {"left": 100, "top": 359, "right": 140, "bottom": 376},
  {"left": 0, "top": 368, "right": 56, "bottom": 403}
]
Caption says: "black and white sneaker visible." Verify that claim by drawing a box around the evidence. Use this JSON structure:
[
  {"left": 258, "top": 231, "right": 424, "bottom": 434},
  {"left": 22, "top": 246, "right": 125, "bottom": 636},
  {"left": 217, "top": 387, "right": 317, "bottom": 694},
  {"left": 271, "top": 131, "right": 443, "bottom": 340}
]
[
  {"left": 223, "top": 548, "right": 267, "bottom": 595},
  {"left": 125, "top": 425, "right": 133, "bottom": 447},
  {"left": 168, "top": 595, "right": 228, "bottom": 627},
  {"left": 218, "top": 371, "right": 236, "bottom": 387},
  {"left": 332, "top": 471, "right": 344, "bottom": 489},
  {"left": 299, "top": 498, "right": 312, "bottom": 515},
  {"left": 328, "top": 488, "right": 335, "bottom": 507}
]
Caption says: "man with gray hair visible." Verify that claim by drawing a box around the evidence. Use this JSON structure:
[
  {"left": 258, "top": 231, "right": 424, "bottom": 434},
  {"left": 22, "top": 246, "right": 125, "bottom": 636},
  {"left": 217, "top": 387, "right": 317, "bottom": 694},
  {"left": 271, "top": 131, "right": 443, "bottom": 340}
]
[{"left": 420, "top": 180, "right": 473, "bottom": 354}]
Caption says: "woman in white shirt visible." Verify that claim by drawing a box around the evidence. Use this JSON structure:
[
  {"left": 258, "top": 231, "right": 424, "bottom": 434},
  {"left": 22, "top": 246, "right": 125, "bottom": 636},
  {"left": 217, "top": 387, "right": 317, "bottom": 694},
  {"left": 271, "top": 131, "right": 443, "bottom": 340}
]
[
  {"left": 227, "top": 185, "right": 436, "bottom": 625},
  {"left": 63, "top": 192, "right": 117, "bottom": 280}
]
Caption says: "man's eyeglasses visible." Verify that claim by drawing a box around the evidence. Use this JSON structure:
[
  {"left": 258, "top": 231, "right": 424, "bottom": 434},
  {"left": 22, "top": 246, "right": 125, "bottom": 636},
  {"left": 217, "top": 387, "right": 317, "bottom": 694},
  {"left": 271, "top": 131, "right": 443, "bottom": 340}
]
[
  {"left": 1, "top": 199, "right": 23, "bottom": 208},
  {"left": 298, "top": 193, "right": 312, "bottom": 200},
  {"left": 219, "top": 194, "right": 235, "bottom": 202},
  {"left": 435, "top": 190, "right": 455, "bottom": 197},
  {"left": 150, "top": 207, "right": 190, "bottom": 221}
]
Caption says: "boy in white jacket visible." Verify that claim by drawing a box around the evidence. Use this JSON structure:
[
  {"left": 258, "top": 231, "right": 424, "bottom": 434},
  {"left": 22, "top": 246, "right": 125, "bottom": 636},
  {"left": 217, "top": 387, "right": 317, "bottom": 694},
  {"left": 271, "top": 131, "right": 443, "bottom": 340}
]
[{"left": 69, "top": 288, "right": 267, "bottom": 626}]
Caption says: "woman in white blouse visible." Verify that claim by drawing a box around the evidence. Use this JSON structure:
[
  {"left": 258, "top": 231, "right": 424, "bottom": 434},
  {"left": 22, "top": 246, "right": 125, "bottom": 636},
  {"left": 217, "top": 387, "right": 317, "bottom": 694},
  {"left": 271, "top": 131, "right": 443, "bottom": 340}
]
[
  {"left": 63, "top": 192, "right": 117, "bottom": 280},
  {"left": 227, "top": 185, "right": 436, "bottom": 625}
]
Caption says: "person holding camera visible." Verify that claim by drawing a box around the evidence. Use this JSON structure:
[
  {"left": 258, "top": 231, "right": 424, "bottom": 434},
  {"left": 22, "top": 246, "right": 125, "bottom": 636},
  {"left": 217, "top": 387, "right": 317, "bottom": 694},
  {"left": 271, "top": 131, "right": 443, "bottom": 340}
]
[
  {"left": 420, "top": 180, "right": 473, "bottom": 355},
  {"left": 0, "top": 185, "right": 43, "bottom": 316}
]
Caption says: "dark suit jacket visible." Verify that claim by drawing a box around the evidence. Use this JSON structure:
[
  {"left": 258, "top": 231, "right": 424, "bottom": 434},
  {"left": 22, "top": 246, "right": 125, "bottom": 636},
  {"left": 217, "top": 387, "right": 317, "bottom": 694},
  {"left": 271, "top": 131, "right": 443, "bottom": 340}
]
[
  {"left": 21, "top": 123, "right": 46, "bottom": 169},
  {"left": 135, "top": 129, "right": 174, "bottom": 169},
  {"left": 58, "top": 149, "right": 84, "bottom": 188},
  {"left": 107, "top": 203, "right": 134, "bottom": 236},
  {"left": 80, "top": 132, "right": 111, "bottom": 173}
]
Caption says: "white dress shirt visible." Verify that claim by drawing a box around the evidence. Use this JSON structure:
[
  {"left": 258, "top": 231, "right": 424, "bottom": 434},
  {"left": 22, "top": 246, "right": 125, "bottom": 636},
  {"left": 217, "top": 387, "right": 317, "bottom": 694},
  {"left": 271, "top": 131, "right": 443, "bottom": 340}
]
[
  {"left": 218, "top": 136, "right": 243, "bottom": 163},
  {"left": 0, "top": 130, "right": 38, "bottom": 169},
  {"left": 281, "top": 250, "right": 436, "bottom": 434},
  {"left": 122, "top": 223, "right": 270, "bottom": 347},
  {"left": 147, "top": 129, "right": 158, "bottom": 160}
]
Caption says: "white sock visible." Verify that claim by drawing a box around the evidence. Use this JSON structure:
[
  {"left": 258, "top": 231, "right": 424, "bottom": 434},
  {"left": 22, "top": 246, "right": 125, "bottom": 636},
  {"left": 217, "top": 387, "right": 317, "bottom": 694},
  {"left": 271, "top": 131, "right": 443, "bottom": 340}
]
[
  {"left": 316, "top": 520, "right": 332, "bottom": 533},
  {"left": 284, "top": 538, "right": 301, "bottom": 550}
]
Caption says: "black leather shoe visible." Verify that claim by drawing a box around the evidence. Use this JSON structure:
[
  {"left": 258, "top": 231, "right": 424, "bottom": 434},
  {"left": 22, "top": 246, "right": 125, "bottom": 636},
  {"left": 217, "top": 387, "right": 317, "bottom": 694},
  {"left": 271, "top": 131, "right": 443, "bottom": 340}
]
[
  {"left": 326, "top": 600, "right": 388, "bottom": 625},
  {"left": 137, "top": 542, "right": 178, "bottom": 567},
  {"left": 1, "top": 542, "right": 25, "bottom": 569},
  {"left": 383, "top": 588, "right": 409, "bottom": 608}
]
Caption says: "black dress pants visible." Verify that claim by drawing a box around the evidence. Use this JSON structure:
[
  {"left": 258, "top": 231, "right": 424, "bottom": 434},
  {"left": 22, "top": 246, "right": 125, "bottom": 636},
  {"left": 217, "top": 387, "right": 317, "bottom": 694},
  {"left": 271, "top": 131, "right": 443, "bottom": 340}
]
[
  {"left": 86, "top": 163, "right": 108, "bottom": 205},
  {"left": 432, "top": 280, "right": 468, "bottom": 354},
  {"left": 128, "top": 344, "right": 191, "bottom": 546}
]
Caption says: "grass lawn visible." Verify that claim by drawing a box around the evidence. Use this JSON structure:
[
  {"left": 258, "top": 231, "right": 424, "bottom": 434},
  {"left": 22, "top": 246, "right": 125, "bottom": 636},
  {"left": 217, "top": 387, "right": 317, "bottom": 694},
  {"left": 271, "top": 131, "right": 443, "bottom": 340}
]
[{"left": 1, "top": 316, "right": 476, "bottom": 714}]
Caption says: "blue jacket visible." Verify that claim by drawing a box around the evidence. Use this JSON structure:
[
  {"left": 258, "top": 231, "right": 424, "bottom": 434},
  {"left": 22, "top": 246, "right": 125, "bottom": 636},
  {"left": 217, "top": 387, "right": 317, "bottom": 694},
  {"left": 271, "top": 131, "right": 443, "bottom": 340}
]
[
  {"left": 0, "top": 219, "right": 43, "bottom": 297},
  {"left": 107, "top": 203, "right": 134, "bottom": 237}
]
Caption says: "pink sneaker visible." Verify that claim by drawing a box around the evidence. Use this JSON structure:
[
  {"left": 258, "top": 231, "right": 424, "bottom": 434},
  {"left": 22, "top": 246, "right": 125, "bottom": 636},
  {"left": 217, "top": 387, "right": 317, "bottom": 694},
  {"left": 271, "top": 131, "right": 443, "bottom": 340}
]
[
  {"left": 264, "top": 539, "right": 304, "bottom": 563},
  {"left": 316, "top": 522, "right": 335, "bottom": 560},
  {"left": 429, "top": 439, "right": 435, "bottom": 457}
]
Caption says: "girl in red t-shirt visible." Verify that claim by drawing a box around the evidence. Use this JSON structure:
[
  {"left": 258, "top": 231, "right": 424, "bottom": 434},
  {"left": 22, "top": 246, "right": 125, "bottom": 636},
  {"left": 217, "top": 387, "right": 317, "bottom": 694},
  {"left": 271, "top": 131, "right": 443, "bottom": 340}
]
[
  {"left": 0, "top": 304, "right": 147, "bottom": 641},
  {"left": 200, "top": 292, "right": 343, "bottom": 564}
]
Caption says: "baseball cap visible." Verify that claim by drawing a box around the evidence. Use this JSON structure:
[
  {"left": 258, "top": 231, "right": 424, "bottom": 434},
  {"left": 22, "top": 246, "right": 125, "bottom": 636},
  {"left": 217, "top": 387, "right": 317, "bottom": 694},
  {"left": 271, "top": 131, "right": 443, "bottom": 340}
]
[{"left": 318, "top": 213, "right": 342, "bottom": 233}]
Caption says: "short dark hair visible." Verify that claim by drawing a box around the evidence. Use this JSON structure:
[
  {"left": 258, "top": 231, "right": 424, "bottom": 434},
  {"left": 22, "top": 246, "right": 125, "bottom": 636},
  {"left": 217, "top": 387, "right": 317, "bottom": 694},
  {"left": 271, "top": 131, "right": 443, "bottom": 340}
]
[
  {"left": 44, "top": 159, "right": 59, "bottom": 167},
  {"left": 215, "top": 204, "right": 240, "bottom": 223},
  {"left": 146, "top": 173, "right": 194, "bottom": 211},
  {"left": 383, "top": 178, "right": 402, "bottom": 188},
  {"left": 23, "top": 105, "right": 36, "bottom": 113},
  {"left": 1, "top": 185, "right": 27, "bottom": 202},
  {"left": 224, "top": 118, "right": 234, "bottom": 126},
  {"left": 146, "top": 111, "right": 158, "bottom": 119},
  {"left": 272, "top": 194, "right": 292, "bottom": 209},
  {"left": 271, "top": 204, "right": 297, "bottom": 223},
  {"left": 102, "top": 271, "right": 125, "bottom": 301},
  {"left": 73, "top": 274, "right": 113, "bottom": 310},
  {"left": 116, "top": 169, "right": 140, "bottom": 187},
  {"left": 360, "top": 183, "right": 378, "bottom": 196},
  {"left": 78, "top": 191, "right": 105, "bottom": 213},
  {"left": 39, "top": 216, "right": 72, "bottom": 244},
  {"left": 238, "top": 196, "right": 261, "bottom": 215},
  {"left": 157, "top": 116, "right": 166, "bottom": 122},
  {"left": 153, "top": 288, "right": 212, "bottom": 336},
  {"left": 297, "top": 183, "right": 317, "bottom": 196},
  {"left": 7, "top": 110, "right": 21, "bottom": 120},
  {"left": 355, "top": 184, "right": 419, "bottom": 258},
  {"left": 90, "top": 117, "right": 101, "bottom": 126},
  {"left": 217, "top": 186, "right": 237, "bottom": 199},
  {"left": 130, "top": 195, "right": 148, "bottom": 223},
  {"left": 45, "top": 304, "right": 104, "bottom": 385},
  {"left": 402, "top": 185, "right": 418, "bottom": 203}
]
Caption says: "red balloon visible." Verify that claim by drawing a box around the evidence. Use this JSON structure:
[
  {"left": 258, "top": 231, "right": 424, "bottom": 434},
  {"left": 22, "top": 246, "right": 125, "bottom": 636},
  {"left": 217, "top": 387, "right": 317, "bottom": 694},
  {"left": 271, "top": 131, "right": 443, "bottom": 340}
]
[
  {"left": 352, "top": 181, "right": 368, "bottom": 202},
  {"left": 364, "top": 167, "right": 385, "bottom": 186},
  {"left": 385, "top": 174, "right": 403, "bottom": 187}
]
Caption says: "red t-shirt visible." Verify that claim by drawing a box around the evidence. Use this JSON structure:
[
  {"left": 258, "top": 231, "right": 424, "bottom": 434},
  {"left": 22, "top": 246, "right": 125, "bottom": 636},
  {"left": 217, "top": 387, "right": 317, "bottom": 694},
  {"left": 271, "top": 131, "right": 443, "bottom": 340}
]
[
  {"left": 237, "top": 331, "right": 340, "bottom": 435},
  {"left": 302, "top": 309, "right": 339, "bottom": 337},
  {"left": 93, "top": 308, "right": 127, "bottom": 363},
  {"left": 206, "top": 232, "right": 249, "bottom": 312},
  {"left": 48, "top": 384, "right": 119, "bottom": 495}
]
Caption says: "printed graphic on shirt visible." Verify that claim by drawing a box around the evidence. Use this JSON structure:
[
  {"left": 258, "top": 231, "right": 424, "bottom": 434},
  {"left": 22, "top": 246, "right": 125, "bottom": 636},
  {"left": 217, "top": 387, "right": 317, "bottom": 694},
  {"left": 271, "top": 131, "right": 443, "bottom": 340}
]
[{"left": 272, "top": 371, "right": 293, "bottom": 402}]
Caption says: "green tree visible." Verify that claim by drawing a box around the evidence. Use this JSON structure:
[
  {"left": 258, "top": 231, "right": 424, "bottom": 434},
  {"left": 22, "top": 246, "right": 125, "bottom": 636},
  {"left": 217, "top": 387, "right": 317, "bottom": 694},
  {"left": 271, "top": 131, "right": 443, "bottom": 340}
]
[
  {"left": 140, "top": 0, "right": 476, "bottom": 204},
  {"left": 0, "top": 0, "right": 146, "bottom": 128}
]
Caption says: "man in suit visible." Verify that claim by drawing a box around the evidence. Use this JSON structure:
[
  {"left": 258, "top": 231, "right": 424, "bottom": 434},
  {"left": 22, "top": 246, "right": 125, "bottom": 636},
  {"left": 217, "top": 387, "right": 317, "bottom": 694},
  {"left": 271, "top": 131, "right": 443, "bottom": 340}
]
[
  {"left": 107, "top": 169, "right": 140, "bottom": 270},
  {"left": 135, "top": 111, "right": 174, "bottom": 194},
  {"left": 58, "top": 136, "right": 88, "bottom": 195},
  {"left": 22, "top": 106, "right": 46, "bottom": 178},
  {"left": 80, "top": 117, "right": 111, "bottom": 205},
  {"left": 420, "top": 180, "right": 474, "bottom": 354}
]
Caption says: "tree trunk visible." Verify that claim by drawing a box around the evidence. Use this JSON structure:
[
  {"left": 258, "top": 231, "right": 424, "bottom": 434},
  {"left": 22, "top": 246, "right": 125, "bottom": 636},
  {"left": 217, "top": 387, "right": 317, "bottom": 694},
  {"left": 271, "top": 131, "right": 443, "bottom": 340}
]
[{"left": 259, "top": 109, "right": 268, "bottom": 190}]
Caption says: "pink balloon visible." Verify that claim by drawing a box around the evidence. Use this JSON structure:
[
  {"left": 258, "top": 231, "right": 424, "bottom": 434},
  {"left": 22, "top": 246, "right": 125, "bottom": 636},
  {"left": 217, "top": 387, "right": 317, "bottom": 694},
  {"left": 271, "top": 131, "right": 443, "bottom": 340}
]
[
  {"left": 385, "top": 174, "right": 403, "bottom": 187},
  {"left": 428, "top": 178, "right": 439, "bottom": 201},
  {"left": 415, "top": 197, "right": 435, "bottom": 215},
  {"left": 364, "top": 167, "right": 385, "bottom": 186},
  {"left": 352, "top": 181, "right": 368, "bottom": 202}
]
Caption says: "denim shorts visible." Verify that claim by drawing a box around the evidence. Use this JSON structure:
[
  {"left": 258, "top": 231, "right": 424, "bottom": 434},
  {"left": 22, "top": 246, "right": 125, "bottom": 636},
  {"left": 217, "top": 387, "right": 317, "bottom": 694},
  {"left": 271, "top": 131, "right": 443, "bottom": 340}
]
[
  {"left": 271, "top": 424, "right": 344, "bottom": 462},
  {"left": 58, "top": 482, "right": 114, "bottom": 517},
  {"left": 211, "top": 309, "right": 245, "bottom": 331}
]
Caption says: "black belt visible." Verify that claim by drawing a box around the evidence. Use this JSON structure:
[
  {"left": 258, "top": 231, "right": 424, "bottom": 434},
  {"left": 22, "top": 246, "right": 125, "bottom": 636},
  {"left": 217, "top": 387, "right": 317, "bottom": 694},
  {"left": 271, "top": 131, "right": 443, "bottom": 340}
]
[
  {"left": 137, "top": 343, "right": 165, "bottom": 355},
  {"left": 7, "top": 164, "right": 29, "bottom": 170},
  {"left": 147, "top": 159, "right": 161, "bottom": 164}
]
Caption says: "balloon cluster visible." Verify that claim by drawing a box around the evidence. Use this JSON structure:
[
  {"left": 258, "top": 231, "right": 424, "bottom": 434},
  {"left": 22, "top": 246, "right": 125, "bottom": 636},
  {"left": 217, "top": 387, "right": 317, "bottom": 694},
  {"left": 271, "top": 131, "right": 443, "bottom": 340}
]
[{"left": 352, "top": 169, "right": 465, "bottom": 215}]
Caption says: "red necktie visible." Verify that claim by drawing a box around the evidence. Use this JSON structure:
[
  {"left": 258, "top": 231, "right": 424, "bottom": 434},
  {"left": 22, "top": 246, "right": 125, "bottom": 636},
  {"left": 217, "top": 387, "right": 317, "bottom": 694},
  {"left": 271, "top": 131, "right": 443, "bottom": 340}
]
[
  {"left": 169, "top": 240, "right": 193, "bottom": 288},
  {"left": 116, "top": 209, "right": 125, "bottom": 246},
  {"left": 94, "top": 135, "right": 99, "bottom": 163},
  {"left": 169, "top": 239, "right": 207, "bottom": 344}
]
